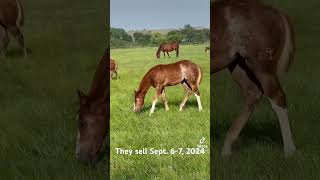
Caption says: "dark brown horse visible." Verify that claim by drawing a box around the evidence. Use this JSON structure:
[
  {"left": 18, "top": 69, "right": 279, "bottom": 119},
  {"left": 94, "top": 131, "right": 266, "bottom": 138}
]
[
  {"left": 156, "top": 41, "right": 180, "bottom": 59},
  {"left": 110, "top": 59, "right": 118, "bottom": 79},
  {"left": 205, "top": 46, "right": 210, "bottom": 53},
  {"left": 211, "top": 0, "right": 296, "bottom": 156},
  {"left": 0, "top": 0, "right": 27, "bottom": 56},
  {"left": 134, "top": 60, "right": 202, "bottom": 115},
  {"left": 76, "top": 49, "right": 109, "bottom": 164}
]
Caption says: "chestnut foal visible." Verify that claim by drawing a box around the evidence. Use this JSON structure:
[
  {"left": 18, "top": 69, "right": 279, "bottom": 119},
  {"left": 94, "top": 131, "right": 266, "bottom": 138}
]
[
  {"left": 134, "top": 60, "right": 202, "bottom": 115},
  {"left": 110, "top": 59, "right": 118, "bottom": 79},
  {"left": 211, "top": 0, "right": 296, "bottom": 156}
]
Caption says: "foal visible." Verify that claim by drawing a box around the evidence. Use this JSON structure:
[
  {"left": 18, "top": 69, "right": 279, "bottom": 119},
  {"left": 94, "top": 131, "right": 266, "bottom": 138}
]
[
  {"left": 133, "top": 60, "right": 202, "bottom": 115},
  {"left": 110, "top": 59, "right": 118, "bottom": 79},
  {"left": 211, "top": 0, "right": 296, "bottom": 156}
]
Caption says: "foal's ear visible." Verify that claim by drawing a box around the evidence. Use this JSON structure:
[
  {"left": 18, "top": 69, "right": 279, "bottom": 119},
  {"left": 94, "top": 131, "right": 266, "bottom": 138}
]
[{"left": 77, "top": 89, "right": 87, "bottom": 105}]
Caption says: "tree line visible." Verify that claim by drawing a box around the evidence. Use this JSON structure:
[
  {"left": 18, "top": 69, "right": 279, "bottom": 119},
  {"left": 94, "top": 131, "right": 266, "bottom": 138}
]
[{"left": 110, "top": 25, "right": 209, "bottom": 49}]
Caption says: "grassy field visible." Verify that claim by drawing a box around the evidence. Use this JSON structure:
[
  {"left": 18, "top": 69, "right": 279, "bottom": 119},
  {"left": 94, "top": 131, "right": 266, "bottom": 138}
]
[
  {"left": 110, "top": 45, "right": 210, "bottom": 179},
  {"left": 0, "top": 0, "right": 107, "bottom": 179},
  {"left": 212, "top": 0, "right": 320, "bottom": 179}
]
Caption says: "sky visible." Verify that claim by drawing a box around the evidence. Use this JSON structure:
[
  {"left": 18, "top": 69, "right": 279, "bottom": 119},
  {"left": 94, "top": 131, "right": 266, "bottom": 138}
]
[{"left": 110, "top": 0, "right": 210, "bottom": 31}]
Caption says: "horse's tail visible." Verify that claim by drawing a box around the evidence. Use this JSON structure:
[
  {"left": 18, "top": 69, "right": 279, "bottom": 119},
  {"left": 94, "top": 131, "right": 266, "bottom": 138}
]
[
  {"left": 196, "top": 65, "right": 202, "bottom": 86},
  {"left": 16, "top": 0, "right": 24, "bottom": 28},
  {"left": 277, "top": 13, "right": 295, "bottom": 77}
]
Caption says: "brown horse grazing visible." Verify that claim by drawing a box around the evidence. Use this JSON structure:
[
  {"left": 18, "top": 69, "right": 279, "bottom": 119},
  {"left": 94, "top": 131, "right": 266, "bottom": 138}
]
[
  {"left": 0, "top": 0, "right": 27, "bottom": 56},
  {"left": 134, "top": 60, "right": 202, "bottom": 115},
  {"left": 211, "top": 0, "right": 296, "bottom": 156},
  {"left": 76, "top": 49, "right": 108, "bottom": 164},
  {"left": 110, "top": 59, "right": 118, "bottom": 79},
  {"left": 156, "top": 41, "right": 180, "bottom": 59},
  {"left": 205, "top": 46, "right": 210, "bottom": 53}
]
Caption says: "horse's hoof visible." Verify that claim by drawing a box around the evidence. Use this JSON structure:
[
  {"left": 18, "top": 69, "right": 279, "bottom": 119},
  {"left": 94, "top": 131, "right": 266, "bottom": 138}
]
[
  {"left": 284, "top": 144, "right": 296, "bottom": 157},
  {"left": 221, "top": 145, "right": 232, "bottom": 156}
]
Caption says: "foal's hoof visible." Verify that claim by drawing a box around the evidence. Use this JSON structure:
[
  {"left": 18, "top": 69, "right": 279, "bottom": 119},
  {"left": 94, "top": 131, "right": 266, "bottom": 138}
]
[
  {"left": 221, "top": 145, "right": 232, "bottom": 156},
  {"left": 284, "top": 145, "right": 296, "bottom": 157}
]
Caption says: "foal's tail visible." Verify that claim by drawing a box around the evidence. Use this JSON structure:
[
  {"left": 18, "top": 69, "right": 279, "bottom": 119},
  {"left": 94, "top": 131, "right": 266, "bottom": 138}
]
[
  {"left": 16, "top": 0, "right": 24, "bottom": 28},
  {"left": 277, "top": 13, "right": 295, "bottom": 76},
  {"left": 196, "top": 65, "right": 202, "bottom": 86}
]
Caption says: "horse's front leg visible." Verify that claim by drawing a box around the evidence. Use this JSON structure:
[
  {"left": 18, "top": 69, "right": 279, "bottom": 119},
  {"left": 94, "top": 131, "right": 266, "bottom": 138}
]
[
  {"left": 150, "top": 87, "right": 162, "bottom": 116},
  {"left": 167, "top": 52, "right": 171, "bottom": 58},
  {"left": 163, "top": 51, "right": 166, "bottom": 58}
]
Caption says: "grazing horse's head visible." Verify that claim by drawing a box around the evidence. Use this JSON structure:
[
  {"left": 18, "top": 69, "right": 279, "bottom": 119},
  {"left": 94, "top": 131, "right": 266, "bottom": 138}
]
[
  {"left": 76, "top": 90, "right": 107, "bottom": 164},
  {"left": 133, "top": 90, "right": 144, "bottom": 112}
]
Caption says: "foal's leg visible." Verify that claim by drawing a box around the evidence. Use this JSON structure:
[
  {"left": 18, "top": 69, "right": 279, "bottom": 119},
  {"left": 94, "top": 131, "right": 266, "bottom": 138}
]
[
  {"left": 258, "top": 73, "right": 296, "bottom": 156},
  {"left": 179, "top": 83, "right": 192, "bottom": 111},
  {"left": 161, "top": 89, "right": 169, "bottom": 111},
  {"left": 150, "top": 87, "right": 162, "bottom": 115},
  {"left": 190, "top": 81, "right": 202, "bottom": 111},
  {"left": 114, "top": 70, "right": 119, "bottom": 79},
  {"left": 7, "top": 26, "right": 27, "bottom": 56},
  {"left": 0, "top": 26, "right": 9, "bottom": 58},
  {"left": 222, "top": 67, "right": 262, "bottom": 156}
]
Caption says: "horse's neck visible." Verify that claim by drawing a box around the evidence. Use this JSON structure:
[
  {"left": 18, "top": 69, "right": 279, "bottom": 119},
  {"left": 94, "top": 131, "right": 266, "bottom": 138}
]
[
  {"left": 137, "top": 74, "right": 151, "bottom": 98},
  {"left": 88, "top": 51, "right": 108, "bottom": 102}
]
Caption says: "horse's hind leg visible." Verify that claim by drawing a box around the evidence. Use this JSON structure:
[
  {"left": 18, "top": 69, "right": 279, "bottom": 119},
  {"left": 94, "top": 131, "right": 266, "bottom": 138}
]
[
  {"left": 7, "top": 26, "right": 27, "bottom": 56},
  {"left": 114, "top": 70, "right": 119, "bottom": 79},
  {"left": 161, "top": 89, "right": 169, "bottom": 111},
  {"left": 179, "top": 83, "right": 192, "bottom": 111},
  {"left": 176, "top": 49, "right": 179, "bottom": 57},
  {"left": 222, "top": 66, "right": 262, "bottom": 156},
  {"left": 0, "top": 26, "right": 9, "bottom": 58},
  {"left": 167, "top": 52, "right": 171, "bottom": 58},
  {"left": 163, "top": 51, "right": 165, "bottom": 58},
  {"left": 258, "top": 73, "right": 296, "bottom": 156}
]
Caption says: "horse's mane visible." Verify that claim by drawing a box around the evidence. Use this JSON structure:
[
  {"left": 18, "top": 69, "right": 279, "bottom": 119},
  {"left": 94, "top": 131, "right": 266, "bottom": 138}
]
[{"left": 88, "top": 48, "right": 108, "bottom": 102}]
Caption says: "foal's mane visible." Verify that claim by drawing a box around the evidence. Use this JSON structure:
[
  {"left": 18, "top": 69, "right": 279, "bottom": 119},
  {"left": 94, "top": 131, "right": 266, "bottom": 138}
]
[{"left": 87, "top": 49, "right": 108, "bottom": 103}]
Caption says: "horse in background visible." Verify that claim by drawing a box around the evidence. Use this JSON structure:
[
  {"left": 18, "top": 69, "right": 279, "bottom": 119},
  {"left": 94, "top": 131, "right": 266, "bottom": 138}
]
[
  {"left": 76, "top": 48, "right": 109, "bottom": 164},
  {"left": 156, "top": 41, "right": 179, "bottom": 59},
  {"left": 133, "top": 60, "right": 202, "bottom": 115},
  {"left": 110, "top": 59, "right": 118, "bottom": 79},
  {"left": 211, "top": 0, "right": 296, "bottom": 156},
  {"left": 205, "top": 46, "right": 210, "bottom": 53},
  {"left": 0, "top": 0, "right": 27, "bottom": 56}
]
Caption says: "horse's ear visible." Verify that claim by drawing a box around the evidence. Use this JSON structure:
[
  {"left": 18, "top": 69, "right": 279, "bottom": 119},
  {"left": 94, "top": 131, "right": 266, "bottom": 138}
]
[{"left": 77, "top": 89, "right": 87, "bottom": 105}]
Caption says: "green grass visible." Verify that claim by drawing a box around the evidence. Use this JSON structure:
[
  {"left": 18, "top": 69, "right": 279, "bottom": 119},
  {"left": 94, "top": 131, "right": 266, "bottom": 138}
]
[
  {"left": 0, "top": 0, "right": 107, "bottom": 179},
  {"left": 110, "top": 45, "right": 210, "bottom": 179},
  {"left": 212, "top": 0, "right": 320, "bottom": 179}
]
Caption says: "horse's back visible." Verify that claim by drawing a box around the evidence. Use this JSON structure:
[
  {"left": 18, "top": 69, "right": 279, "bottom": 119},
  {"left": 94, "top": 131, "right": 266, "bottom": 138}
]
[{"left": 212, "top": 0, "right": 286, "bottom": 64}]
